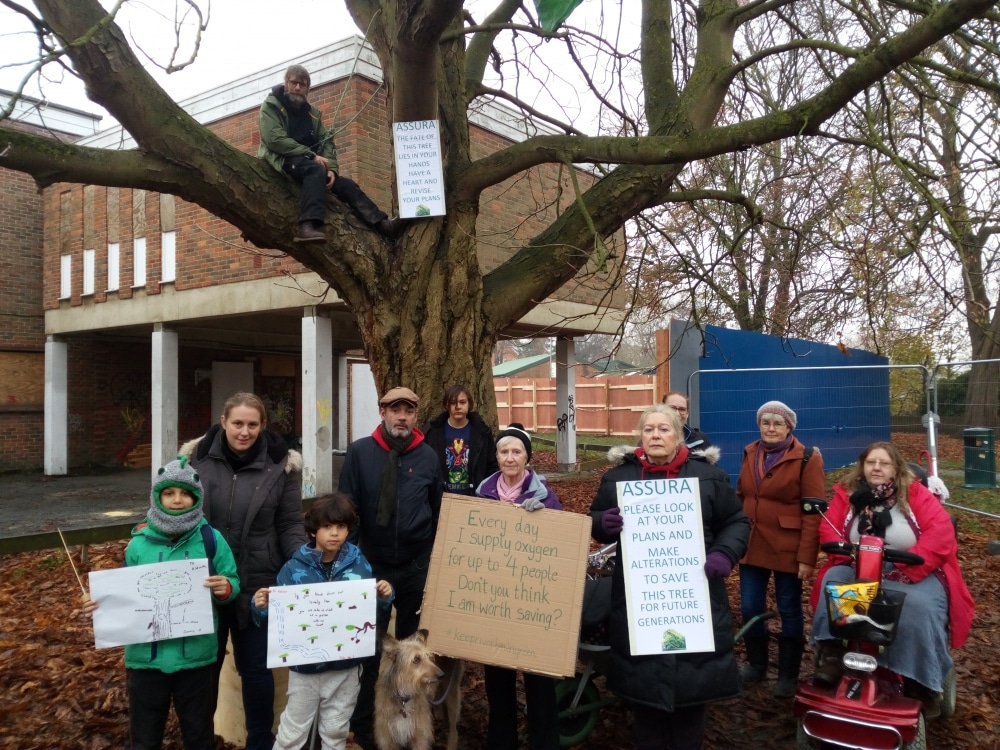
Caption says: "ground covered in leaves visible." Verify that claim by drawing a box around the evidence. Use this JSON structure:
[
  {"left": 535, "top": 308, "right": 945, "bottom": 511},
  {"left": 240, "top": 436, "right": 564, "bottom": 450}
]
[{"left": 1, "top": 435, "right": 997, "bottom": 749}]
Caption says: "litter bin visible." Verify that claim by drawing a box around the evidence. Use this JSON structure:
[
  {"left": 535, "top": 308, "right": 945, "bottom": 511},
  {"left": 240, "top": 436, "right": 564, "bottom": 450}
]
[{"left": 963, "top": 427, "right": 997, "bottom": 489}]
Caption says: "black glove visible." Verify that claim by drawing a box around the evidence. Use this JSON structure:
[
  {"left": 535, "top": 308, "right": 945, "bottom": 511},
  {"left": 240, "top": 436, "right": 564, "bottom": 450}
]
[{"left": 849, "top": 486, "right": 875, "bottom": 513}]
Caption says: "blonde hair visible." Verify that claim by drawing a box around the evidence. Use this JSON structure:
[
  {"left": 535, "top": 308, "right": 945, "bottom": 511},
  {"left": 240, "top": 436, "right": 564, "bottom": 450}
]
[
  {"left": 222, "top": 392, "right": 268, "bottom": 427},
  {"left": 841, "top": 441, "right": 914, "bottom": 513},
  {"left": 635, "top": 404, "right": 684, "bottom": 439}
]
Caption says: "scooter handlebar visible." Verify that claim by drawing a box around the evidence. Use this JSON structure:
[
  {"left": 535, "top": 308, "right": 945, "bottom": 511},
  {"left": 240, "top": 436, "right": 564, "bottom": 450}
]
[
  {"left": 882, "top": 547, "right": 924, "bottom": 566},
  {"left": 820, "top": 541, "right": 854, "bottom": 556},
  {"left": 819, "top": 540, "right": 925, "bottom": 566}
]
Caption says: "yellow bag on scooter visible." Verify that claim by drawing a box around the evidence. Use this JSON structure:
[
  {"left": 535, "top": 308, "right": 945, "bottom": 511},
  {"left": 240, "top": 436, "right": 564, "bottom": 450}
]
[{"left": 826, "top": 580, "right": 879, "bottom": 621}]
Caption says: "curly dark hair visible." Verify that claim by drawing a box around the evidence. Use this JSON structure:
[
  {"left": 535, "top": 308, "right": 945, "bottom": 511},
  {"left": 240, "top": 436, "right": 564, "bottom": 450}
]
[{"left": 304, "top": 492, "right": 358, "bottom": 537}]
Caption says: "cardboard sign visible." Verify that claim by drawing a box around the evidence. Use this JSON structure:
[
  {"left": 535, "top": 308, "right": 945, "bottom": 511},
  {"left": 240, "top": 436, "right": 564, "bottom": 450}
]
[
  {"left": 421, "top": 494, "right": 590, "bottom": 677},
  {"left": 393, "top": 120, "right": 446, "bottom": 217},
  {"left": 265, "top": 579, "right": 377, "bottom": 668},
  {"left": 618, "top": 478, "right": 715, "bottom": 655}
]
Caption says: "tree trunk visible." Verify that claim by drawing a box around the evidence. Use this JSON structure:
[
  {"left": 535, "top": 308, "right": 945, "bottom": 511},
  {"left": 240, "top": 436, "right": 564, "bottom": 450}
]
[{"left": 352, "top": 211, "right": 499, "bottom": 425}]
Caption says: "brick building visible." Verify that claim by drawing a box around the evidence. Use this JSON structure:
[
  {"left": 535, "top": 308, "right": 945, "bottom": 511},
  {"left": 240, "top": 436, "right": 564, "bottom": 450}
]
[
  {"left": 33, "top": 37, "right": 623, "bottom": 486},
  {"left": 0, "top": 93, "right": 101, "bottom": 471}
]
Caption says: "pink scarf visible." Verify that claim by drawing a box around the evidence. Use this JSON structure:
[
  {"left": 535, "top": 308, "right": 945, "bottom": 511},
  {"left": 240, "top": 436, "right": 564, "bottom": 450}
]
[{"left": 497, "top": 473, "right": 524, "bottom": 503}]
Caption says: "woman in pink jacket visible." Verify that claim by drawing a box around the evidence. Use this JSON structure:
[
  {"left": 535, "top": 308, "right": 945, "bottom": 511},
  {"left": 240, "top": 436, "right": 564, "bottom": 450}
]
[{"left": 809, "top": 441, "right": 974, "bottom": 718}]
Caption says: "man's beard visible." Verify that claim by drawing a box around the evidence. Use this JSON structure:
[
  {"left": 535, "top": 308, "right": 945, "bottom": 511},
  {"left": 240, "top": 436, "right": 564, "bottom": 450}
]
[
  {"left": 387, "top": 425, "right": 413, "bottom": 439},
  {"left": 287, "top": 92, "right": 307, "bottom": 108}
]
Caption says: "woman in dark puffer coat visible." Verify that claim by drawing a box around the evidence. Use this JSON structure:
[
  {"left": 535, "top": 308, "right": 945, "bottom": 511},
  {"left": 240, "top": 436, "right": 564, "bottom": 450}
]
[
  {"left": 179, "top": 392, "right": 305, "bottom": 750},
  {"left": 589, "top": 404, "right": 749, "bottom": 750}
]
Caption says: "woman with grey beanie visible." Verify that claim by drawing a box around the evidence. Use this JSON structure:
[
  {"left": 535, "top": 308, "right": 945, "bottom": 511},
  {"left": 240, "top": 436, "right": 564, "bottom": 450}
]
[{"left": 736, "top": 400, "right": 825, "bottom": 698}]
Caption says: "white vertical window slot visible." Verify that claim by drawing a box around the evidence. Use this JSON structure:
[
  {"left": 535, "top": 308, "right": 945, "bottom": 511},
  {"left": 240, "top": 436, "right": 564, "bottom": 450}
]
[
  {"left": 161, "top": 231, "right": 176, "bottom": 282},
  {"left": 133, "top": 237, "right": 147, "bottom": 287},
  {"left": 107, "top": 242, "right": 120, "bottom": 291},
  {"left": 60, "top": 255, "right": 72, "bottom": 299},
  {"left": 83, "top": 249, "right": 95, "bottom": 296}
]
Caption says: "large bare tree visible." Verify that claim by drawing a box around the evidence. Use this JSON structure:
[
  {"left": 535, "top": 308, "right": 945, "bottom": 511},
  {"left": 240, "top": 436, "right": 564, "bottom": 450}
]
[{"left": 1, "top": 0, "right": 995, "bottom": 421}]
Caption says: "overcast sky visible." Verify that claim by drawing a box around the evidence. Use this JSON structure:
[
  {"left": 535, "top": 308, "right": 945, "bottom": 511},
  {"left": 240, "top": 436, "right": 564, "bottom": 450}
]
[
  {"left": 0, "top": 0, "right": 361, "bottom": 117},
  {"left": 1, "top": 1, "right": 632, "bottom": 138}
]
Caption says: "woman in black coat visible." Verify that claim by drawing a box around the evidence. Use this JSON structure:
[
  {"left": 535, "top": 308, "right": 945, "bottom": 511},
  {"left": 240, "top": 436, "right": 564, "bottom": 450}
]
[
  {"left": 589, "top": 404, "right": 749, "bottom": 750},
  {"left": 422, "top": 384, "right": 498, "bottom": 495},
  {"left": 180, "top": 392, "right": 304, "bottom": 750}
]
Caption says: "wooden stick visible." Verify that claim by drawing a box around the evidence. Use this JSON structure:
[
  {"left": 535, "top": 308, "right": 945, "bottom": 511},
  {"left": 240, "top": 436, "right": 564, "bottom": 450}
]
[{"left": 57, "top": 528, "right": 87, "bottom": 596}]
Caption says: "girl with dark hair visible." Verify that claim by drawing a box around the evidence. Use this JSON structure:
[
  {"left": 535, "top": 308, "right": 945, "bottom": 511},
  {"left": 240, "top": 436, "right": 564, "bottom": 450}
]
[{"left": 423, "top": 384, "right": 498, "bottom": 495}]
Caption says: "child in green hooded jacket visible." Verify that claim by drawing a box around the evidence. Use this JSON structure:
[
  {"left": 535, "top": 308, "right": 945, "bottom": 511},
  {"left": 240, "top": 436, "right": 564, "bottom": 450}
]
[{"left": 85, "top": 457, "right": 239, "bottom": 750}]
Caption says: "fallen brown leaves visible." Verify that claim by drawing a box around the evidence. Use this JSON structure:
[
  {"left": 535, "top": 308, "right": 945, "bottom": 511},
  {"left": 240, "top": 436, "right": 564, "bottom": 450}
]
[{"left": 2, "top": 438, "right": 997, "bottom": 750}]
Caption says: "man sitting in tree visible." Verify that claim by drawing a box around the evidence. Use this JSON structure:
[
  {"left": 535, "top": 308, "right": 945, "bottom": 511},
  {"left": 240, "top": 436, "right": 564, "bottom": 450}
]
[{"left": 259, "top": 64, "right": 401, "bottom": 244}]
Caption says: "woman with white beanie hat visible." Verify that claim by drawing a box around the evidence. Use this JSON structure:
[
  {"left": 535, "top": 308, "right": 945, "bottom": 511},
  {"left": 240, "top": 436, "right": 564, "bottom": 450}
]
[{"left": 736, "top": 400, "right": 825, "bottom": 698}]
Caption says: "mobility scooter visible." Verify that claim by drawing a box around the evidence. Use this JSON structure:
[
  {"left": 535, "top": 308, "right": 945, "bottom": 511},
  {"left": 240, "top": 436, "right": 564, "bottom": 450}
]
[{"left": 793, "top": 498, "right": 956, "bottom": 750}]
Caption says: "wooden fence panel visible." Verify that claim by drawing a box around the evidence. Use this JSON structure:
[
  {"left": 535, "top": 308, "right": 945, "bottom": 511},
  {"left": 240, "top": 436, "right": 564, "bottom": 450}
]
[{"left": 494, "top": 375, "right": 654, "bottom": 436}]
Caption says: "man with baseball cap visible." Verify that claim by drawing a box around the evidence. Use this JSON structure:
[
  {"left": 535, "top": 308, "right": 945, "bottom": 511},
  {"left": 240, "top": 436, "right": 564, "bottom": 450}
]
[{"left": 339, "top": 385, "right": 442, "bottom": 748}]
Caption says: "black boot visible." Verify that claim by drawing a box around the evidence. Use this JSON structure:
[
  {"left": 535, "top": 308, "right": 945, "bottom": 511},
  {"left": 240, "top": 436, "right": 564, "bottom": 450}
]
[
  {"left": 773, "top": 638, "right": 804, "bottom": 698},
  {"left": 740, "top": 636, "right": 769, "bottom": 685},
  {"left": 812, "top": 639, "right": 846, "bottom": 686}
]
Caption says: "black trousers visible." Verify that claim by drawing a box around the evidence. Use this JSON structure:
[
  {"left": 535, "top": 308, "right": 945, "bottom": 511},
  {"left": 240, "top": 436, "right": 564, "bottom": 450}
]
[
  {"left": 349, "top": 549, "right": 432, "bottom": 746},
  {"left": 282, "top": 156, "right": 387, "bottom": 226},
  {"left": 632, "top": 702, "right": 707, "bottom": 750},
  {"left": 127, "top": 664, "right": 216, "bottom": 750},
  {"left": 484, "top": 666, "right": 560, "bottom": 750}
]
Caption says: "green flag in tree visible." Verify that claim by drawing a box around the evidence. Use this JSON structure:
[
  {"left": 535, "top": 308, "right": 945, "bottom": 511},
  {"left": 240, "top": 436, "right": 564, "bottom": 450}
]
[{"left": 533, "top": 0, "right": 585, "bottom": 32}]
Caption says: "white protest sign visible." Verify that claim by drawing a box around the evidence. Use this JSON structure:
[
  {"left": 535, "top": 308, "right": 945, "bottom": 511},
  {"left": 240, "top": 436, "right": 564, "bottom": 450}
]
[
  {"left": 89, "top": 559, "right": 214, "bottom": 649},
  {"left": 265, "top": 579, "right": 377, "bottom": 668},
  {"left": 617, "top": 478, "right": 715, "bottom": 655},
  {"left": 393, "top": 120, "right": 446, "bottom": 218}
]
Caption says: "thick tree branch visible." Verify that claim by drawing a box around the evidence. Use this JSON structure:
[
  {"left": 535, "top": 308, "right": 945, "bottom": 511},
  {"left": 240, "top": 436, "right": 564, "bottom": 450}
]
[
  {"left": 479, "top": 0, "right": 996, "bottom": 331},
  {"left": 0, "top": 125, "right": 188, "bottom": 188},
  {"left": 458, "top": 0, "right": 996, "bottom": 198},
  {"left": 464, "top": 0, "right": 536, "bottom": 88}
]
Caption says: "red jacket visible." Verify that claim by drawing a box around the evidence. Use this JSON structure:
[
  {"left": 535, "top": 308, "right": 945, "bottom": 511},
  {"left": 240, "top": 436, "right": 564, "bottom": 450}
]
[
  {"left": 811, "top": 480, "right": 974, "bottom": 649},
  {"left": 737, "top": 438, "right": 824, "bottom": 574}
]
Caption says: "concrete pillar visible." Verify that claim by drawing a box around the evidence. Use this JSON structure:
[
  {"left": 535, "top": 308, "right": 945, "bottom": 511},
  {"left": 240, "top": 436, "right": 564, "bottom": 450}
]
[
  {"left": 336, "top": 354, "right": 349, "bottom": 450},
  {"left": 44, "top": 335, "right": 68, "bottom": 475},
  {"left": 151, "top": 324, "right": 179, "bottom": 478},
  {"left": 302, "top": 307, "right": 334, "bottom": 498},
  {"left": 555, "top": 337, "right": 577, "bottom": 472}
]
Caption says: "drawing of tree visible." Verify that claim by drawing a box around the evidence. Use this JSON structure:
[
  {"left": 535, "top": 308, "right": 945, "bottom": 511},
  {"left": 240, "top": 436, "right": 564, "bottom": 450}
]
[
  {"left": 137, "top": 569, "right": 192, "bottom": 641},
  {"left": 336, "top": 644, "right": 344, "bottom": 652},
  {"left": 307, "top": 635, "right": 320, "bottom": 644},
  {"left": 279, "top": 653, "right": 289, "bottom": 663},
  {"left": 299, "top": 623, "right": 310, "bottom": 632}
]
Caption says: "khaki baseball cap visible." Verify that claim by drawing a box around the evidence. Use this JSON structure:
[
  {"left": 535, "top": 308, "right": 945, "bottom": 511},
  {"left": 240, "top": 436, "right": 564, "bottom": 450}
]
[{"left": 378, "top": 387, "right": 419, "bottom": 407}]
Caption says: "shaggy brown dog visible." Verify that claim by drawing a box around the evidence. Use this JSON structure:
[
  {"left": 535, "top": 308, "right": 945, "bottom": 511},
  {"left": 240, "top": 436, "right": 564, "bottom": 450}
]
[{"left": 374, "top": 630, "right": 445, "bottom": 750}]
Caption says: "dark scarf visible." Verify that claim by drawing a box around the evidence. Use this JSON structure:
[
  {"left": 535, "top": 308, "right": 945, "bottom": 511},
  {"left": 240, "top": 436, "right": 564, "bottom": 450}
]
[
  {"left": 376, "top": 425, "right": 415, "bottom": 527},
  {"left": 853, "top": 479, "right": 898, "bottom": 537},
  {"left": 221, "top": 431, "right": 266, "bottom": 472},
  {"left": 635, "top": 445, "right": 689, "bottom": 477},
  {"left": 754, "top": 435, "right": 794, "bottom": 483}
]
